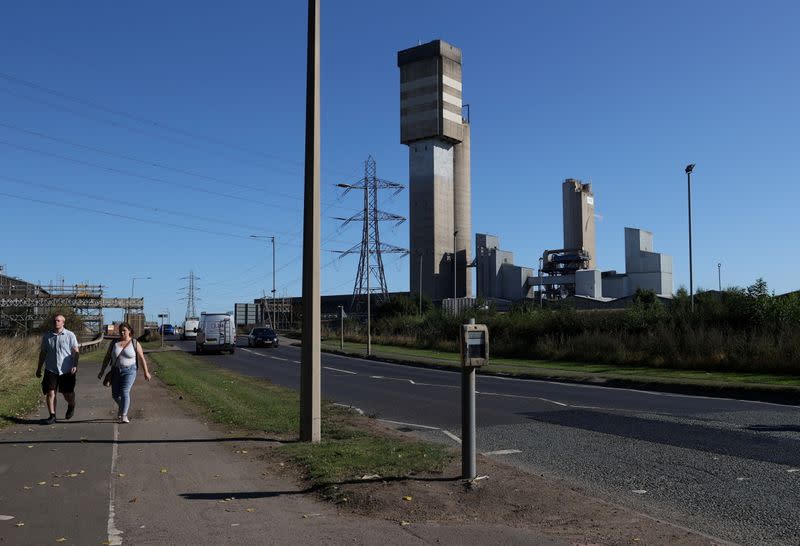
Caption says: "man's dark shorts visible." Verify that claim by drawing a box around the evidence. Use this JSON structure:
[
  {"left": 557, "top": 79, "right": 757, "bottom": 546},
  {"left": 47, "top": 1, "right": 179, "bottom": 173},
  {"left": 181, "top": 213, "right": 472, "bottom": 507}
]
[{"left": 41, "top": 370, "right": 76, "bottom": 394}]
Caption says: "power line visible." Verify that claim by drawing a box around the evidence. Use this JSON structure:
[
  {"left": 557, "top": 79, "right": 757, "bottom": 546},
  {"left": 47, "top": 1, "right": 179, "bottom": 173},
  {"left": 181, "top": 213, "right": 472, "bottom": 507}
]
[
  {"left": 0, "top": 72, "right": 357, "bottom": 177},
  {"left": 0, "top": 120, "right": 361, "bottom": 214}
]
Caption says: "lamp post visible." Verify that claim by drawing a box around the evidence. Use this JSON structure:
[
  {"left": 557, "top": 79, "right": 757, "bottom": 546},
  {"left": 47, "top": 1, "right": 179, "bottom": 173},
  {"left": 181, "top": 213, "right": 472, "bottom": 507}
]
[
  {"left": 418, "top": 250, "right": 423, "bottom": 315},
  {"left": 453, "top": 230, "right": 459, "bottom": 301},
  {"left": 130, "top": 276, "right": 151, "bottom": 321},
  {"left": 718, "top": 262, "right": 722, "bottom": 292},
  {"left": 538, "top": 257, "right": 544, "bottom": 309},
  {"left": 250, "top": 235, "right": 276, "bottom": 328},
  {"left": 685, "top": 163, "right": 695, "bottom": 312}
]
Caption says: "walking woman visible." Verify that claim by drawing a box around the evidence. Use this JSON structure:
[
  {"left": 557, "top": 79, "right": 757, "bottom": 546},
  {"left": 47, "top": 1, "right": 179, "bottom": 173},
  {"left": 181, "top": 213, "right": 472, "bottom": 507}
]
[{"left": 98, "top": 322, "right": 151, "bottom": 423}]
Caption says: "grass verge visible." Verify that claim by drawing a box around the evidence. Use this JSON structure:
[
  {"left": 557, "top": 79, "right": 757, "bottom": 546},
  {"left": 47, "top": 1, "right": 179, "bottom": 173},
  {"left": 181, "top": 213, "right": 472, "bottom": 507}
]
[
  {"left": 318, "top": 339, "right": 800, "bottom": 391},
  {"left": 0, "top": 337, "right": 42, "bottom": 427},
  {"left": 146, "top": 350, "right": 451, "bottom": 488}
]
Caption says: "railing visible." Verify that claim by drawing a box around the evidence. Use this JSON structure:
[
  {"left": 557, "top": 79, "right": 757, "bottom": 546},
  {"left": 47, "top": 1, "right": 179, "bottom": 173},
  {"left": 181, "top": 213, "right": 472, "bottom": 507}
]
[{"left": 79, "top": 334, "right": 106, "bottom": 353}]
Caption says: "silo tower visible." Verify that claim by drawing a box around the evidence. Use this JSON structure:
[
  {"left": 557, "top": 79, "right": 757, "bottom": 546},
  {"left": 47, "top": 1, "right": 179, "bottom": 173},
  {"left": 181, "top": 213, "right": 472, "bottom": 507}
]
[{"left": 398, "top": 39, "right": 471, "bottom": 301}]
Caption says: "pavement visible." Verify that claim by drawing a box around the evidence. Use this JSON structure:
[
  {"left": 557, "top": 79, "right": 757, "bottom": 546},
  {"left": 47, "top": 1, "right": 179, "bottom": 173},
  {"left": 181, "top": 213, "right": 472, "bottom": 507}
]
[{"left": 0, "top": 357, "right": 564, "bottom": 545}]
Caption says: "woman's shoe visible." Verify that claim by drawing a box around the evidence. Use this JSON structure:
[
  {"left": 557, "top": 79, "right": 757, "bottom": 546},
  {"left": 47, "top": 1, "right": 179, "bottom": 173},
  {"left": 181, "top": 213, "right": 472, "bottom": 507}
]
[{"left": 121, "top": 415, "right": 130, "bottom": 424}]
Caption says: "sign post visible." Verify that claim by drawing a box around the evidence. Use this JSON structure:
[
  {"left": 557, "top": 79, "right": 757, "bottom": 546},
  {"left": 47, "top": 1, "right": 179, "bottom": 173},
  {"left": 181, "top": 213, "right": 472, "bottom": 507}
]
[
  {"left": 158, "top": 313, "right": 168, "bottom": 349},
  {"left": 459, "top": 318, "right": 489, "bottom": 480}
]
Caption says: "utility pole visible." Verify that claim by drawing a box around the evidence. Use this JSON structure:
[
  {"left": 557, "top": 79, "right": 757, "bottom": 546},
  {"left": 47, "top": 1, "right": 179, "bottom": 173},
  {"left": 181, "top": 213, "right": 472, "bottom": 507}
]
[
  {"left": 418, "top": 251, "right": 423, "bottom": 315},
  {"left": 300, "top": 0, "right": 321, "bottom": 443},
  {"left": 686, "top": 163, "right": 695, "bottom": 312},
  {"left": 367, "top": 257, "right": 371, "bottom": 356},
  {"left": 718, "top": 262, "right": 722, "bottom": 292},
  {"left": 338, "top": 305, "right": 344, "bottom": 350},
  {"left": 272, "top": 236, "right": 276, "bottom": 329}
]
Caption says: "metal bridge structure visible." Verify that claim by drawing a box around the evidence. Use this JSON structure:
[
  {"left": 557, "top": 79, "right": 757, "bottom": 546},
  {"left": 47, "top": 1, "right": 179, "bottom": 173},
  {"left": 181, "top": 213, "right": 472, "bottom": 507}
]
[{"left": 0, "top": 277, "right": 142, "bottom": 338}]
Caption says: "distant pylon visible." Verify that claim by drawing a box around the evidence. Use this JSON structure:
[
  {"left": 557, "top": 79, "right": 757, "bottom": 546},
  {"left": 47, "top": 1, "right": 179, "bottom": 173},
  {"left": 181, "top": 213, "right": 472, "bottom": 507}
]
[
  {"left": 179, "top": 271, "right": 200, "bottom": 319},
  {"left": 335, "top": 156, "right": 407, "bottom": 313}
]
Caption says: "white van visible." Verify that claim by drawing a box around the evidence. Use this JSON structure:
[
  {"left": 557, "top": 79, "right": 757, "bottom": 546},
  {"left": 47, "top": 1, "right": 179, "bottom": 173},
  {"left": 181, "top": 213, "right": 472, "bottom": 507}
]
[
  {"left": 195, "top": 312, "right": 235, "bottom": 354},
  {"left": 182, "top": 318, "right": 200, "bottom": 340}
]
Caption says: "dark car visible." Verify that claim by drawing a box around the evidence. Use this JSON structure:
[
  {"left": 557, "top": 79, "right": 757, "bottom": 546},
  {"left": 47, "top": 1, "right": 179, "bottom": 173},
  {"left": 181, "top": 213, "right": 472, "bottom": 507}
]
[
  {"left": 247, "top": 327, "right": 279, "bottom": 348},
  {"left": 160, "top": 324, "right": 175, "bottom": 336}
]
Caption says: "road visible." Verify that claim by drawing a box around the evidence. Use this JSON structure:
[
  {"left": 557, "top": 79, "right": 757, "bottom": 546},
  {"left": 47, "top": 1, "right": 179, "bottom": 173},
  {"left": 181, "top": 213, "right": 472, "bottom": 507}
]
[{"left": 180, "top": 337, "right": 800, "bottom": 545}]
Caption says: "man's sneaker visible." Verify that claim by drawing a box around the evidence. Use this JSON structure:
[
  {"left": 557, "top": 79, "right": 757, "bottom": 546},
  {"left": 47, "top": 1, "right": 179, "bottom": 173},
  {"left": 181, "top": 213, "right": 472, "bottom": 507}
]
[
  {"left": 44, "top": 414, "right": 56, "bottom": 425},
  {"left": 65, "top": 405, "right": 75, "bottom": 420},
  {"left": 121, "top": 415, "right": 130, "bottom": 424}
]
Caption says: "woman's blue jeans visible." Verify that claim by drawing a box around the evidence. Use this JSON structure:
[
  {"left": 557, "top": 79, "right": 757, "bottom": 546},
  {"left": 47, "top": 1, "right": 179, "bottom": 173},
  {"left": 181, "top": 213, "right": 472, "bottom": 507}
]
[{"left": 111, "top": 365, "right": 137, "bottom": 417}]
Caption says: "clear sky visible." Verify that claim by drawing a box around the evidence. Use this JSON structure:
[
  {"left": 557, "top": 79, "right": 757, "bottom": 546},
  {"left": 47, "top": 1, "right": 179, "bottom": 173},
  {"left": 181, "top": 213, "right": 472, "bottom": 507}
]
[{"left": 1, "top": 0, "right": 798, "bottom": 324}]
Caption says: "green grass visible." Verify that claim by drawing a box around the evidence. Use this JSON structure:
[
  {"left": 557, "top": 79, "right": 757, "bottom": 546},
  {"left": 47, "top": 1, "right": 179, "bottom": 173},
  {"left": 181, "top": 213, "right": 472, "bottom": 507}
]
[
  {"left": 146, "top": 349, "right": 451, "bottom": 486},
  {"left": 320, "top": 339, "right": 800, "bottom": 389},
  {"left": 149, "top": 350, "right": 299, "bottom": 434}
]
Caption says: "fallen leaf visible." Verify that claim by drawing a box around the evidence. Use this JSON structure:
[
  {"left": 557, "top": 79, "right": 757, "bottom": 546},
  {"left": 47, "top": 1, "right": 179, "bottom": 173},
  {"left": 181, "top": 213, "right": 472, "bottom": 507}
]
[
  {"left": 160, "top": 468, "right": 168, "bottom": 473},
  {"left": 56, "top": 538, "right": 67, "bottom": 543},
  {"left": 15, "top": 522, "right": 25, "bottom": 527},
  {"left": 400, "top": 521, "right": 411, "bottom": 526},
  {"left": 402, "top": 496, "right": 412, "bottom": 501},
  {"left": 102, "top": 541, "right": 111, "bottom": 545},
  {"left": 79, "top": 470, "right": 85, "bottom": 474},
  {"left": 68, "top": 474, "right": 78, "bottom": 478},
  {"left": 37, "top": 481, "right": 47, "bottom": 486},
  {"left": 23, "top": 486, "right": 31, "bottom": 490},
  {"left": 361, "top": 474, "right": 380, "bottom": 480},
  {"left": 230, "top": 523, "right": 240, "bottom": 527},
  {"left": 118, "top": 473, "right": 126, "bottom": 478},
  {"left": 27, "top": 445, "right": 34, "bottom": 449},
  {"left": 245, "top": 508, "right": 255, "bottom": 513},
  {"left": 631, "top": 489, "right": 647, "bottom": 494},
  {"left": 52, "top": 483, "right": 61, "bottom": 487},
  {"left": 241, "top": 450, "right": 248, "bottom": 454},
  {"left": 129, "top": 497, "right": 137, "bottom": 503}
]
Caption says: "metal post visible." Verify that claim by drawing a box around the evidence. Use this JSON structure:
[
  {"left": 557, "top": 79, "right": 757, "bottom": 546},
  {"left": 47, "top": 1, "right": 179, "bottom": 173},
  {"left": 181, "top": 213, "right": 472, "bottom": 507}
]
[
  {"left": 418, "top": 252, "right": 423, "bottom": 315},
  {"left": 462, "top": 317, "right": 476, "bottom": 479},
  {"left": 300, "top": 0, "right": 321, "bottom": 443},
  {"left": 718, "top": 262, "right": 722, "bottom": 292},
  {"left": 454, "top": 230, "right": 458, "bottom": 301},
  {"left": 271, "top": 236, "right": 276, "bottom": 329},
  {"left": 367, "top": 257, "right": 371, "bottom": 356},
  {"left": 339, "top": 305, "right": 344, "bottom": 350},
  {"left": 687, "top": 167, "right": 694, "bottom": 312}
]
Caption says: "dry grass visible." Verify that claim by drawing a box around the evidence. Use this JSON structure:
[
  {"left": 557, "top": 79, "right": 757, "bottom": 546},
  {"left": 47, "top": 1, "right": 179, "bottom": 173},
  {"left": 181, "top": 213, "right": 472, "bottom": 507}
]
[{"left": 0, "top": 337, "right": 41, "bottom": 425}]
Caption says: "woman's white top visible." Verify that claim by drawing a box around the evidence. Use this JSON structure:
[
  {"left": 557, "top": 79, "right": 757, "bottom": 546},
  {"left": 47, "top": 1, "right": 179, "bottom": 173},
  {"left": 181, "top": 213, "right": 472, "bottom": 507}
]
[{"left": 113, "top": 341, "right": 136, "bottom": 367}]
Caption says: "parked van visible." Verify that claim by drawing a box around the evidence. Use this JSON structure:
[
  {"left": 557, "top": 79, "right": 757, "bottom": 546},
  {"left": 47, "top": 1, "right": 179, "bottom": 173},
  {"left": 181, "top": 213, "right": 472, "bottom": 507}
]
[
  {"left": 182, "top": 318, "right": 200, "bottom": 340},
  {"left": 195, "top": 312, "right": 235, "bottom": 354}
]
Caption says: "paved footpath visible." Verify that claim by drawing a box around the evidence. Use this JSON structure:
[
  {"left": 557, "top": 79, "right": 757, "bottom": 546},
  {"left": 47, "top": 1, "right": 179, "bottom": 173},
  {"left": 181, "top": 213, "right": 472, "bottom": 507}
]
[{"left": 0, "top": 364, "right": 561, "bottom": 545}]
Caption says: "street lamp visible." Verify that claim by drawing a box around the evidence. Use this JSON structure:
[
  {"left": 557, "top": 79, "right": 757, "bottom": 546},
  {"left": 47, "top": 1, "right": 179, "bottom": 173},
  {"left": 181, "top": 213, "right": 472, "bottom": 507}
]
[
  {"left": 250, "top": 235, "right": 276, "bottom": 328},
  {"left": 130, "top": 276, "right": 151, "bottom": 321},
  {"left": 718, "top": 262, "right": 722, "bottom": 292},
  {"left": 685, "top": 163, "right": 695, "bottom": 312},
  {"left": 453, "top": 230, "right": 458, "bottom": 301}
]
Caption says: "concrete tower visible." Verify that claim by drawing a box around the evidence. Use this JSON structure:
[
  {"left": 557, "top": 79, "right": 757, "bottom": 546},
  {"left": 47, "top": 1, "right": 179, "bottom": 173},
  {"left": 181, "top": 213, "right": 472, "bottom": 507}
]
[
  {"left": 398, "top": 39, "right": 471, "bottom": 301},
  {"left": 562, "top": 179, "right": 596, "bottom": 269}
]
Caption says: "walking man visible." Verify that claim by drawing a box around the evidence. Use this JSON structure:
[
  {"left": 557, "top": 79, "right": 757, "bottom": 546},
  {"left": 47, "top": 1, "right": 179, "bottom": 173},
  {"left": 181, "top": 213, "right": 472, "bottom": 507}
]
[{"left": 36, "top": 314, "right": 80, "bottom": 424}]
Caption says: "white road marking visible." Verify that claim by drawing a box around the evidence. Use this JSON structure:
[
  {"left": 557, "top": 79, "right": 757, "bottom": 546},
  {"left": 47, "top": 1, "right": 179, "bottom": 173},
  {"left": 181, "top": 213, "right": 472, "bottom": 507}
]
[
  {"left": 324, "top": 366, "right": 357, "bottom": 375},
  {"left": 0, "top": 516, "right": 15, "bottom": 521},
  {"left": 788, "top": 468, "right": 799, "bottom": 473},
  {"left": 442, "top": 429, "right": 461, "bottom": 444},
  {"left": 332, "top": 403, "right": 364, "bottom": 415},
  {"left": 631, "top": 489, "right": 648, "bottom": 494},
  {"left": 271, "top": 356, "right": 288, "bottom": 361},
  {"left": 378, "top": 419, "right": 440, "bottom": 431},
  {"left": 107, "top": 423, "right": 123, "bottom": 545},
  {"left": 482, "top": 449, "right": 522, "bottom": 456},
  {"left": 292, "top": 360, "right": 300, "bottom": 364}
]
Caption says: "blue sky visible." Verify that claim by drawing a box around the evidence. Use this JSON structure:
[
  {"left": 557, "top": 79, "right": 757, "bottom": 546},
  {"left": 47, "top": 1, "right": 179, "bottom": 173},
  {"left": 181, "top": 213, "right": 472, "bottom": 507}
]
[{"left": 1, "top": 1, "right": 798, "bottom": 323}]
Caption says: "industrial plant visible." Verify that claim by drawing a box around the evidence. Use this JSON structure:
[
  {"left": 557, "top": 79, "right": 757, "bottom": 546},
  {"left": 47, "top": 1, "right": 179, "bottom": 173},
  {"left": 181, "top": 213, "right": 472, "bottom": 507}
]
[{"left": 399, "top": 40, "right": 673, "bottom": 308}]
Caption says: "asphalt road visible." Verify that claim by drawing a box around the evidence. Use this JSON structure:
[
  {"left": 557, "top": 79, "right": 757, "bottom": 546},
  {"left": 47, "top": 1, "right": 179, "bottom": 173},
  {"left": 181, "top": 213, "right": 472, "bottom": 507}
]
[{"left": 181, "top": 337, "right": 800, "bottom": 545}]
